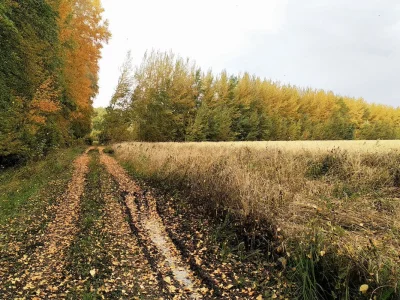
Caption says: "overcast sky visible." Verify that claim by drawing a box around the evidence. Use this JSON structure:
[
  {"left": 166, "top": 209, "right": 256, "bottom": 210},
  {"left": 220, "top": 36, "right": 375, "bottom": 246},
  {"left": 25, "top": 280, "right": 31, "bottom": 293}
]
[{"left": 94, "top": 0, "right": 400, "bottom": 108}]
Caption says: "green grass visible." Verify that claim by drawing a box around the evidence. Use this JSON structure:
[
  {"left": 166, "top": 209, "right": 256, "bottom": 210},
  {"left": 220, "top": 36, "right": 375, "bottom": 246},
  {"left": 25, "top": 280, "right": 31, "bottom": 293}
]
[
  {"left": 0, "top": 147, "right": 85, "bottom": 295},
  {"left": 0, "top": 147, "right": 85, "bottom": 224},
  {"left": 66, "top": 151, "right": 121, "bottom": 299}
]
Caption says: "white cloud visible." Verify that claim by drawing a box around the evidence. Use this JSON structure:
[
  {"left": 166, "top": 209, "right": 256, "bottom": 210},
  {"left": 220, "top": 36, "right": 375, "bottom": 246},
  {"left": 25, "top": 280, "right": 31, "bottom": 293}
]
[{"left": 94, "top": 0, "right": 288, "bottom": 107}]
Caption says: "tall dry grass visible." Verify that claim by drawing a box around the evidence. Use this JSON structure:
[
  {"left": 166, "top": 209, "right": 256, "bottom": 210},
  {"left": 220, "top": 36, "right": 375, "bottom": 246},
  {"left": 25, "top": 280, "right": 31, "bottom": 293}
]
[{"left": 113, "top": 141, "right": 400, "bottom": 298}]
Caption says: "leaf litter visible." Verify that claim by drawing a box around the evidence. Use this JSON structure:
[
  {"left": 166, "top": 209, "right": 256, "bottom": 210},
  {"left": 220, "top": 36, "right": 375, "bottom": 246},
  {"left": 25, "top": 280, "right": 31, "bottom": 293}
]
[
  {"left": 10, "top": 150, "right": 90, "bottom": 298},
  {"left": 100, "top": 149, "right": 205, "bottom": 299},
  {"left": 1, "top": 146, "right": 292, "bottom": 299}
]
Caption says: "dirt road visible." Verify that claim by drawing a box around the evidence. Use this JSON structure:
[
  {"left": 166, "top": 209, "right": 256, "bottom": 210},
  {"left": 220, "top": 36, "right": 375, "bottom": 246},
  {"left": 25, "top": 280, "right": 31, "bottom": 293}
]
[{"left": 0, "top": 148, "right": 284, "bottom": 299}]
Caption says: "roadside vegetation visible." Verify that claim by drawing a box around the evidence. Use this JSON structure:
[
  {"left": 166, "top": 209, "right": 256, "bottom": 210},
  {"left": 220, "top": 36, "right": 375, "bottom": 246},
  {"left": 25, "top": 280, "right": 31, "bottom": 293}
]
[
  {"left": 2, "top": 2, "right": 400, "bottom": 299},
  {"left": 113, "top": 141, "right": 400, "bottom": 299},
  {"left": 0, "top": 147, "right": 84, "bottom": 224},
  {"left": 0, "top": 147, "right": 84, "bottom": 296}
]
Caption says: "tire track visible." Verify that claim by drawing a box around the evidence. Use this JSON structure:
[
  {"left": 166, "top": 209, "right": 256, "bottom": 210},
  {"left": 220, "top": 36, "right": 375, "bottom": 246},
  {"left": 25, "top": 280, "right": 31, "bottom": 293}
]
[
  {"left": 17, "top": 150, "right": 90, "bottom": 298},
  {"left": 100, "top": 150, "right": 208, "bottom": 299},
  {"left": 100, "top": 168, "right": 161, "bottom": 298}
]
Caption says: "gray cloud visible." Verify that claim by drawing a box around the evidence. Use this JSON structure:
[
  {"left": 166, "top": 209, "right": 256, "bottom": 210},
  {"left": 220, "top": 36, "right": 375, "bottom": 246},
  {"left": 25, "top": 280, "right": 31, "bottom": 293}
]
[{"left": 225, "top": 0, "right": 399, "bottom": 107}]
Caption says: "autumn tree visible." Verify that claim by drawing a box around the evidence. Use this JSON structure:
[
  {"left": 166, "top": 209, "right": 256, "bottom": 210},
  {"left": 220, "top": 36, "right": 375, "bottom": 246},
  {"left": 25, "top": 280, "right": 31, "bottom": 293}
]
[
  {"left": 0, "top": 0, "right": 109, "bottom": 166},
  {"left": 99, "top": 52, "right": 134, "bottom": 143},
  {"left": 0, "top": 0, "right": 60, "bottom": 165},
  {"left": 131, "top": 51, "right": 198, "bottom": 141},
  {"left": 57, "top": 0, "right": 110, "bottom": 138},
  {"left": 99, "top": 50, "right": 400, "bottom": 143}
]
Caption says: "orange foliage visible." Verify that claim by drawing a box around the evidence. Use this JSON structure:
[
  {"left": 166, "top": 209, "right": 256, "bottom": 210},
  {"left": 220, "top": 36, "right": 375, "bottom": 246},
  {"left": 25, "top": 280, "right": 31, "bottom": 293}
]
[
  {"left": 28, "top": 78, "right": 61, "bottom": 125},
  {"left": 31, "top": 100, "right": 60, "bottom": 113},
  {"left": 57, "top": 0, "right": 110, "bottom": 122},
  {"left": 29, "top": 115, "right": 46, "bottom": 125}
]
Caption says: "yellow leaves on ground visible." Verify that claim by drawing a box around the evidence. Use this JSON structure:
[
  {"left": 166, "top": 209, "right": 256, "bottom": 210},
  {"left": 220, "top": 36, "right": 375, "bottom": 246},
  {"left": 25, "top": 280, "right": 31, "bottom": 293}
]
[
  {"left": 89, "top": 268, "right": 96, "bottom": 277},
  {"left": 164, "top": 276, "right": 172, "bottom": 284},
  {"left": 168, "top": 285, "right": 177, "bottom": 293}
]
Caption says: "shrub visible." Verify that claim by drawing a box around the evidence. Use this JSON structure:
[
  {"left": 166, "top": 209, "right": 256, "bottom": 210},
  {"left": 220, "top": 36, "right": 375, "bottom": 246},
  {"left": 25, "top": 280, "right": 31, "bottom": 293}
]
[
  {"left": 84, "top": 135, "right": 94, "bottom": 146},
  {"left": 103, "top": 146, "right": 114, "bottom": 154},
  {"left": 306, "top": 149, "right": 348, "bottom": 179}
]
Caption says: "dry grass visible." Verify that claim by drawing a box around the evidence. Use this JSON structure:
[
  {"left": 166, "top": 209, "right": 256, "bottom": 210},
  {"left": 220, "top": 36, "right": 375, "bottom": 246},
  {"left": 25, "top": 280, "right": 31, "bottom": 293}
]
[
  {"left": 147, "top": 140, "right": 400, "bottom": 153},
  {"left": 113, "top": 141, "right": 400, "bottom": 298}
]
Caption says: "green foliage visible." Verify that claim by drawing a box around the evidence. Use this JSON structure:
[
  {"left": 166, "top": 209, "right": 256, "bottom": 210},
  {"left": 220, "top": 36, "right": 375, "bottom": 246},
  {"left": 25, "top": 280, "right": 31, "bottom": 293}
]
[
  {"left": 359, "top": 121, "right": 397, "bottom": 140},
  {"left": 0, "top": 0, "right": 108, "bottom": 166},
  {"left": 103, "top": 146, "right": 114, "bottom": 154},
  {"left": 323, "top": 99, "right": 355, "bottom": 140},
  {"left": 98, "top": 107, "right": 131, "bottom": 144},
  {"left": 100, "top": 50, "right": 400, "bottom": 143},
  {"left": 0, "top": 0, "right": 60, "bottom": 164}
]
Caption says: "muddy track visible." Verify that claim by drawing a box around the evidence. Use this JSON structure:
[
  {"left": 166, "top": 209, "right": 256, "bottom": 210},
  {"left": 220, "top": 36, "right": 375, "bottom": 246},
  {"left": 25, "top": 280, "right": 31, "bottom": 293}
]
[
  {"left": 117, "top": 190, "right": 171, "bottom": 296},
  {"left": 100, "top": 150, "right": 210, "bottom": 299},
  {"left": 89, "top": 154, "right": 161, "bottom": 298},
  {"left": 1, "top": 147, "right": 277, "bottom": 298},
  {"left": 155, "top": 204, "right": 223, "bottom": 298},
  {"left": 16, "top": 150, "right": 90, "bottom": 297}
]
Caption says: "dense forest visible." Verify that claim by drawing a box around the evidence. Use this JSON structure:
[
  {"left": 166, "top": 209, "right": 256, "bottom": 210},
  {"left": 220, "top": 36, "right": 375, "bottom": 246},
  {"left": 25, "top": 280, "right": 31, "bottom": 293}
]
[
  {"left": 0, "top": 0, "right": 109, "bottom": 166},
  {"left": 99, "top": 51, "right": 400, "bottom": 143}
]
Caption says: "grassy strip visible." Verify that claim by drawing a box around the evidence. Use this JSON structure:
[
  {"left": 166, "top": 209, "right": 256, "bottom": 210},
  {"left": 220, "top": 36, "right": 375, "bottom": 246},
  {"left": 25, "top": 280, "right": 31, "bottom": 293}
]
[
  {"left": 0, "top": 147, "right": 85, "bottom": 224},
  {"left": 65, "top": 150, "right": 119, "bottom": 299},
  {"left": 0, "top": 147, "right": 85, "bottom": 294}
]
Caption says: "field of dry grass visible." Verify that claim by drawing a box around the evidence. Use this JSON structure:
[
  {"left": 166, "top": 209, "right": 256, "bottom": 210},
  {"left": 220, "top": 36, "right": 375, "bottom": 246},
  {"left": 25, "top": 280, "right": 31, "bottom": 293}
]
[
  {"left": 113, "top": 140, "right": 400, "bottom": 299},
  {"left": 162, "top": 140, "right": 400, "bottom": 153}
]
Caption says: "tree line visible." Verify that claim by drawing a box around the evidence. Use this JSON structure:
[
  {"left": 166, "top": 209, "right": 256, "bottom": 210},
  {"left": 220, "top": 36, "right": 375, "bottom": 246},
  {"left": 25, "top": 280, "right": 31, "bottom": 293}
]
[
  {"left": 98, "top": 51, "right": 400, "bottom": 143},
  {"left": 0, "top": 0, "right": 109, "bottom": 166}
]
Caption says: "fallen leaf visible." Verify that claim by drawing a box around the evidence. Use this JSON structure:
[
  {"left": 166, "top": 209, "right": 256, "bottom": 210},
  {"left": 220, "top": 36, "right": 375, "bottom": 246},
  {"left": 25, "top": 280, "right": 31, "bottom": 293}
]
[
  {"left": 164, "top": 276, "right": 171, "bottom": 284},
  {"left": 90, "top": 269, "right": 96, "bottom": 277},
  {"left": 168, "top": 285, "right": 177, "bottom": 293},
  {"left": 360, "top": 284, "right": 368, "bottom": 294}
]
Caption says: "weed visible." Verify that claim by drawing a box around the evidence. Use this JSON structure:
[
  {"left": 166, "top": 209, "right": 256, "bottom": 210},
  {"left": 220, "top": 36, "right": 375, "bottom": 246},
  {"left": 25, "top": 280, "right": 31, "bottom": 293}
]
[
  {"left": 306, "top": 149, "right": 348, "bottom": 179},
  {"left": 103, "top": 146, "right": 115, "bottom": 154}
]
